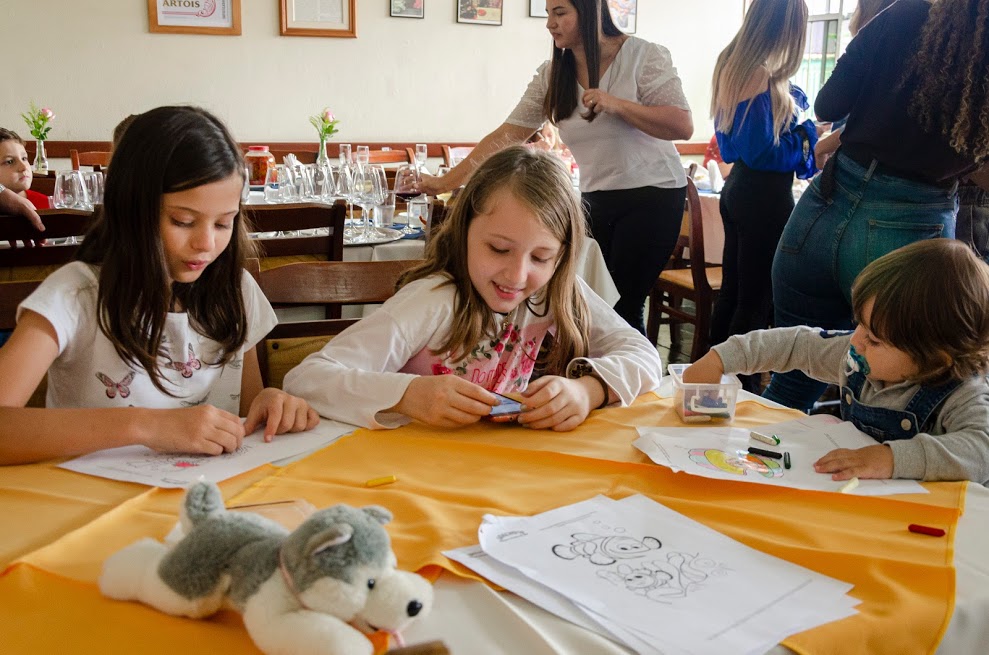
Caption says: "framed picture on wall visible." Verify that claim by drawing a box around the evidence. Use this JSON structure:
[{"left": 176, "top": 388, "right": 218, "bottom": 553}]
[
  {"left": 608, "top": 0, "right": 636, "bottom": 34},
  {"left": 391, "top": 0, "right": 424, "bottom": 19},
  {"left": 529, "top": 1, "right": 547, "bottom": 18},
  {"left": 280, "top": 0, "right": 357, "bottom": 37},
  {"left": 147, "top": 0, "right": 241, "bottom": 35},
  {"left": 458, "top": 0, "right": 502, "bottom": 26}
]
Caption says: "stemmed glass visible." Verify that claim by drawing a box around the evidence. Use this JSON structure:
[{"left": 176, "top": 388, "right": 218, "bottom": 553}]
[
  {"left": 333, "top": 163, "right": 359, "bottom": 241},
  {"left": 351, "top": 164, "right": 387, "bottom": 243},
  {"left": 393, "top": 163, "right": 423, "bottom": 235}
]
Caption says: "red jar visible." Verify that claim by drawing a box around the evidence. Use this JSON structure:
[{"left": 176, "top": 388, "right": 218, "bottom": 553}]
[{"left": 245, "top": 146, "right": 276, "bottom": 187}]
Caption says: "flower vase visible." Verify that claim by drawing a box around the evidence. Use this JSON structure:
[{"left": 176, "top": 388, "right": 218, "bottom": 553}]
[
  {"left": 33, "top": 140, "right": 49, "bottom": 175},
  {"left": 316, "top": 138, "right": 329, "bottom": 166}
]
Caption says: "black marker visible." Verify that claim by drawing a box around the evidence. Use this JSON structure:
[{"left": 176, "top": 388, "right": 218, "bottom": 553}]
[
  {"left": 748, "top": 446, "right": 783, "bottom": 460},
  {"left": 783, "top": 452, "right": 791, "bottom": 469}
]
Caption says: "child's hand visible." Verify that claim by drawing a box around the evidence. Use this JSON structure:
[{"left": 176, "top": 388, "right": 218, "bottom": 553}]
[
  {"left": 144, "top": 406, "right": 246, "bottom": 455},
  {"left": 518, "top": 375, "right": 603, "bottom": 432},
  {"left": 244, "top": 388, "right": 320, "bottom": 442},
  {"left": 814, "top": 444, "right": 894, "bottom": 480},
  {"left": 681, "top": 351, "right": 725, "bottom": 384},
  {"left": 396, "top": 376, "right": 498, "bottom": 428}
]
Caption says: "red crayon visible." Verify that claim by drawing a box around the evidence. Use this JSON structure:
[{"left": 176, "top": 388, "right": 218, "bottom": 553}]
[{"left": 908, "top": 524, "right": 946, "bottom": 537}]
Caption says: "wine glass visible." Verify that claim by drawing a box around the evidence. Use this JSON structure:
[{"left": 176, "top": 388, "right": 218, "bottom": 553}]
[
  {"left": 393, "top": 163, "right": 423, "bottom": 235},
  {"left": 351, "top": 163, "right": 386, "bottom": 242}
]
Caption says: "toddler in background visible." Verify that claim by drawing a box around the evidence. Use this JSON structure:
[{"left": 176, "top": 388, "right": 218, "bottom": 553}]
[
  {"left": 0, "top": 128, "right": 49, "bottom": 209},
  {"left": 285, "top": 147, "right": 662, "bottom": 431},
  {"left": 684, "top": 239, "right": 989, "bottom": 484},
  {"left": 0, "top": 106, "right": 318, "bottom": 465}
]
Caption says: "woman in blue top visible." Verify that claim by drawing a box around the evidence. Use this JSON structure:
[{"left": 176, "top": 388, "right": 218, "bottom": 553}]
[{"left": 708, "top": 0, "right": 816, "bottom": 391}]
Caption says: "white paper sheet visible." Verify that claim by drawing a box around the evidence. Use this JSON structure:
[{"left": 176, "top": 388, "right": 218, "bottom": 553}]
[
  {"left": 58, "top": 420, "right": 353, "bottom": 487},
  {"left": 634, "top": 414, "right": 926, "bottom": 496},
  {"left": 478, "top": 495, "right": 857, "bottom": 655}
]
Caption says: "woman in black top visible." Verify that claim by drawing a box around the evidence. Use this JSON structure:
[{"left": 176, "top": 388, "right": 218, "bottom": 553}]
[{"left": 764, "top": 0, "right": 989, "bottom": 412}]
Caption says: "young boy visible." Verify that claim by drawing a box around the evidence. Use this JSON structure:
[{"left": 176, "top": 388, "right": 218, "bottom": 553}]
[
  {"left": 0, "top": 128, "right": 49, "bottom": 210},
  {"left": 684, "top": 239, "right": 989, "bottom": 484}
]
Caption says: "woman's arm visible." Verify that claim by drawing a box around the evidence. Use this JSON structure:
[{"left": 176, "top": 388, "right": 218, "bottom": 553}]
[{"left": 419, "top": 122, "right": 536, "bottom": 195}]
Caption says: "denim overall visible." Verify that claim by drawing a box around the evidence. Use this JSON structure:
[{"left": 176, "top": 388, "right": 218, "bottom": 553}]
[{"left": 839, "top": 371, "right": 961, "bottom": 442}]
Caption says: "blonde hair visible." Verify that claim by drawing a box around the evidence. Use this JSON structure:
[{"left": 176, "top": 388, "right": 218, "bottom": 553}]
[
  {"left": 852, "top": 239, "right": 989, "bottom": 384},
  {"left": 401, "top": 147, "right": 590, "bottom": 375},
  {"left": 711, "top": 0, "right": 808, "bottom": 144}
]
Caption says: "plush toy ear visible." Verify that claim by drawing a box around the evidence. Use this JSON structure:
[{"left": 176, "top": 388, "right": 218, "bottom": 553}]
[
  {"left": 306, "top": 523, "right": 354, "bottom": 557},
  {"left": 362, "top": 505, "right": 393, "bottom": 525}
]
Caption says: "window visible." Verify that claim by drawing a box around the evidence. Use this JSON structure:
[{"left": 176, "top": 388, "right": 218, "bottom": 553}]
[{"left": 793, "top": 0, "right": 858, "bottom": 112}]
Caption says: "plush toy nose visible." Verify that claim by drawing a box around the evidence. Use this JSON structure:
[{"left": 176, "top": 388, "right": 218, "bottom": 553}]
[{"left": 407, "top": 600, "right": 423, "bottom": 617}]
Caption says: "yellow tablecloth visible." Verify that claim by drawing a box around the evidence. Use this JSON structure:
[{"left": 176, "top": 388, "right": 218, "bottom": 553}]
[{"left": 0, "top": 394, "right": 962, "bottom": 655}]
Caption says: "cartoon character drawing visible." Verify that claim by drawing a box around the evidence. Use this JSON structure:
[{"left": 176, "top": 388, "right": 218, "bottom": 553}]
[
  {"left": 597, "top": 552, "right": 728, "bottom": 603},
  {"left": 167, "top": 344, "right": 202, "bottom": 379},
  {"left": 96, "top": 371, "right": 136, "bottom": 399},
  {"left": 552, "top": 533, "right": 662, "bottom": 565},
  {"left": 688, "top": 448, "right": 783, "bottom": 478}
]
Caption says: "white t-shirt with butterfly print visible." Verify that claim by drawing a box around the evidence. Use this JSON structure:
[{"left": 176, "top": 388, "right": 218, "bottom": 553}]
[{"left": 18, "top": 261, "right": 277, "bottom": 413}]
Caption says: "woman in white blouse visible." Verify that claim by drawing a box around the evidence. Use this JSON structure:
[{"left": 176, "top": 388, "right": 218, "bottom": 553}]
[{"left": 422, "top": 0, "right": 693, "bottom": 336}]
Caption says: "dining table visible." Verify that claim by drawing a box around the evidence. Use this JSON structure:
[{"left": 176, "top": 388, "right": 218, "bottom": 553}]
[{"left": 1, "top": 378, "right": 986, "bottom": 655}]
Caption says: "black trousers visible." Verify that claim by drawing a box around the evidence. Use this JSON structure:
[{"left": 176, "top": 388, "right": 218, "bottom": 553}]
[
  {"left": 710, "top": 161, "right": 794, "bottom": 347},
  {"left": 583, "top": 185, "right": 687, "bottom": 335}
]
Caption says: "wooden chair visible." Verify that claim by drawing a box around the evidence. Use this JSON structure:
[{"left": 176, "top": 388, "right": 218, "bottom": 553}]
[
  {"left": 367, "top": 148, "right": 413, "bottom": 165},
  {"left": 268, "top": 150, "right": 319, "bottom": 165},
  {"left": 69, "top": 149, "right": 111, "bottom": 172},
  {"left": 646, "top": 177, "right": 723, "bottom": 362},
  {"left": 441, "top": 145, "right": 474, "bottom": 167},
  {"left": 247, "top": 258, "right": 418, "bottom": 388},
  {"left": 0, "top": 279, "right": 48, "bottom": 407},
  {"left": 0, "top": 209, "right": 96, "bottom": 267},
  {"left": 30, "top": 173, "right": 56, "bottom": 197}
]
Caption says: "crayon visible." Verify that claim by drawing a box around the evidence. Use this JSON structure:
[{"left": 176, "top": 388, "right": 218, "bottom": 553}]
[
  {"left": 908, "top": 524, "right": 946, "bottom": 537},
  {"left": 750, "top": 431, "right": 781, "bottom": 446},
  {"left": 783, "top": 452, "right": 791, "bottom": 469},
  {"left": 747, "top": 446, "right": 783, "bottom": 460},
  {"left": 365, "top": 475, "right": 398, "bottom": 488},
  {"left": 839, "top": 477, "right": 860, "bottom": 494}
]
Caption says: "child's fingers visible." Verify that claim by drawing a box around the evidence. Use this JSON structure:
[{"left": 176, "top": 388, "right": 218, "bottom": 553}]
[
  {"left": 306, "top": 407, "right": 320, "bottom": 430},
  {"left": 264, "top": 403, "right": 284, "bottom": 441}
]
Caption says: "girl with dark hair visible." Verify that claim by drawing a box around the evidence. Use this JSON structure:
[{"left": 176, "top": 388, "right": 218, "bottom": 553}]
[
  {"left": 286, "top": 147, "right": 661, "bottom": 431},
  {"left": 421, "top": 0, "right": 693, "bottom": 335},
  {"left": 0, "top": 106, "right": 318, "bottom": 465},
  {"left": 765, "top": 0, "right": 989, "bottom": 412}
]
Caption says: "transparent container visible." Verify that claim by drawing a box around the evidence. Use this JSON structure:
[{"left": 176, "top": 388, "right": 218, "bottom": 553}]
[
  {"left": 245, "top": 145, "right": 276, "bottom": 187},
  {"left": 667, "top": 363, "right": 742, "bottom": 423}
]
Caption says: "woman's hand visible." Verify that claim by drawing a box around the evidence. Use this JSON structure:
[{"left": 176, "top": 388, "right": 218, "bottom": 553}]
[
  {"left": 814, "top": 444, "right": 894, "bottom": 480},
  {"left": 142, "top": 406, "right": 246, "bottom": 455},
  {"left": 582, "top": 88, "right": 623, "bottom": 115},
  {"left": 681, "top": 351, "right": 725, "bottom": 384},
  {"left": 393, "top": 376, "right": 498, "bottom": 428},
  {"left": 518, "top": 375, "right": 604, "bottom": 431},
  {"left": 244, "top": 387, "right": 320, "bottom": 442},
  {"left": 419, "top": 172, "right": 452, "bottom": 196}
]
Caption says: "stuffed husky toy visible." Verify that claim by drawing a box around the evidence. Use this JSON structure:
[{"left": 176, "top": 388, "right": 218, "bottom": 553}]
[{"left": 99, "top": 481, "right": 432, "bottom": 655}]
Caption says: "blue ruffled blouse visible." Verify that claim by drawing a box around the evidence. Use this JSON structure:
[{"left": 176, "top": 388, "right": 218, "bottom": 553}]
[{"left": 715, "top": 84, "right": 818, "bottom": 179}]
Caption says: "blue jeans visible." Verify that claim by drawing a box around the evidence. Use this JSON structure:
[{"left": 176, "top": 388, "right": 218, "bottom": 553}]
[
  {"left": 764, "top": 153, "right": 958, "bottom": 411},
  {"left": 957, "top": 182, "right": 989, "bottom": 263}
]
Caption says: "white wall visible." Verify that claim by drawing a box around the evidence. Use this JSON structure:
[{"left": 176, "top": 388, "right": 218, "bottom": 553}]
[{"left": 1, "top": 1, "right": 741, "bottom": 144}]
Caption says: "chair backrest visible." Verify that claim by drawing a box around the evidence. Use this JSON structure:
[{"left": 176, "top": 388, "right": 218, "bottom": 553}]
[
  {"left": 247, "top": 257, "right": 418, "bottom": 387},
  {"left": 683, "top": 177, "right": 716, "bottom": 295},
  {"left": 69, "top": 149, "right": 111, "bottom": 172},
  {"left": 441, "top": 146, "right": 474, "bottom": 167},
  {"left": 367, "top": 148, "right": 412, "bottom": 165},
  {"left": 30, "top": 174, "right": 56, "bottom": 196},
  {"left": 245, "top": 202, "right": 346, "bottom": 261},
  {"left": 0, "top": 280, "right": 41, "bottom": 330},
  {"left": 0, "top": 209, "right": 95, "bottom": 267},
  {"left": 427, "top": 197, "right": 450, "bottom": 240}
]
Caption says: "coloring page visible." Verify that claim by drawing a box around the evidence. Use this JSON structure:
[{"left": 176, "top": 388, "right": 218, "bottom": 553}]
[
  {"left": 634, "top": 415, "right": 925, "bottom": 496},
  {"left": 59, "top": 419, "right": 353, "bottom": 486},
  {"left": 479, "top": 495, "right": 857, "bottom": 655}
]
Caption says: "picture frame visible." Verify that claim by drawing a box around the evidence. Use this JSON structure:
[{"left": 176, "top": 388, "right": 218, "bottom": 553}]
[
  {"left": 390, "top": 0, "right": 424, "bottom": 19},
  {"left": 529, "top": 1, "right": 547, "bottom": 18},
  {"left": 280, "top": 0, "right": 357, "bottom": 38},
  {"left": 147, "top": 0, "right": 241, "bottom": 36},
  {"left": 458, "top": 0, "right": 502, "bottom": 26},
  {"left": 608, "top": 0, "right": 636, "bottom": 34}
]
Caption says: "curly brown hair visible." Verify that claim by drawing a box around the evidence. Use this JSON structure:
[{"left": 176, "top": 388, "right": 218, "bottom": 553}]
[{"left": 906, "top": 0, "right": 989, "bottom": 161}]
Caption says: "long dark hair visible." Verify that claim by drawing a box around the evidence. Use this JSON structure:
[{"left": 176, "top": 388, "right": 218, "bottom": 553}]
[
  {"left": 543, "top": 0, "right": 622, "bottom": 124},
  {"left": 76, "top": 106, "right": 254, "bottom": 394},
  {"left": 905, "top": 0, "right": 989, "bottom": 161}
]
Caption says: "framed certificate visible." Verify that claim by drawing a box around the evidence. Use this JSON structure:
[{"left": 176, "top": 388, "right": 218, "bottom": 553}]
[
  {"left": 147, "top": 0, "right": 242, "bottom": 36},
  {"left": 280, "top": 0, "right": 357, "bottom": 38}
]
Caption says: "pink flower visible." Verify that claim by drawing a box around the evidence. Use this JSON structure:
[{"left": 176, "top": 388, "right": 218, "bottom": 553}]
[
  {"left": 40, "top": 108, "right": 54, "bottom": 120},
  {"left": 322, "top": 108, "right": 335, "bottom": 123},
  {"left": 432, "top": 363, "right": 452, "bottom": 375}
]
